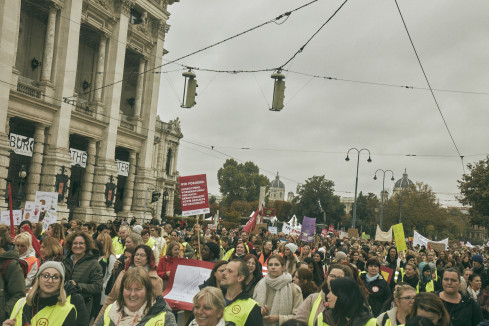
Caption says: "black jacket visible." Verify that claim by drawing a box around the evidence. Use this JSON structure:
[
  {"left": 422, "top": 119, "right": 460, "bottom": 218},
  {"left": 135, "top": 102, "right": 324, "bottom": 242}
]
[
  {"left": 62, "top": 250, "right": 103, "bottom": 301},
  {"left": 437, "top": 291, "right": 483, "bottom": 326},
  {"left": 360, "top": 273, "right": 392, "bottom": 317},
  {"left": 321, "top": 303, "right": 374, "bottom": 326}
]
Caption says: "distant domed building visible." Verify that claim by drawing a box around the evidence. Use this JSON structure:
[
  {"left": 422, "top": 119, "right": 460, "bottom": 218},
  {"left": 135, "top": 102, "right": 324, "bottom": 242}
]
[
  {"left": 269, "top": 173, "right": 285, "bottom": 202},
  {"left": 393, "top": 169, "right": 414, "bottom": 194},
  {"left": 287, "top": 191, "right": 295, "bottom": 202}
]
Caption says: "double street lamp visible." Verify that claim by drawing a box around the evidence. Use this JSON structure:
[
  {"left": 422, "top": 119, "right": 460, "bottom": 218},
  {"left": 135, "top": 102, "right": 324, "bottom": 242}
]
[
  {"left": 373, "top": 169, "right": 394, "bottom": 230},
  {"left": 345, "top": 148, "right": 372, "bottom": 229}
]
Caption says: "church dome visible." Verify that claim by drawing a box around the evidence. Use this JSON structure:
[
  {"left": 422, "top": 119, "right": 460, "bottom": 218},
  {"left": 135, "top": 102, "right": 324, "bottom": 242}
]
[
  {"left": 270, "top": 173, "right": 285, "bottom": 189},
  {"left": 394, "top": 169, "right": 414, "bottom": 189}
]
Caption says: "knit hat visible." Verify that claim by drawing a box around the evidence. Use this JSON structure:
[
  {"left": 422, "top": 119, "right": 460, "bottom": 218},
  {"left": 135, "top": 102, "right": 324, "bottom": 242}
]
[
  {"left": 335, "top": 251, "right": 347, "bottom": 262},
  {"left": 472, "top": 254, "right": 484, "bottom": 265},
  {"left": 285, "top": 243, "right": 298, "bottom": 254},
  {"left": 132, "top": 225, "right": 143, "bottom": 235},
  {"left": 38, "top": 261, "right": 65, "bottom": 280}
]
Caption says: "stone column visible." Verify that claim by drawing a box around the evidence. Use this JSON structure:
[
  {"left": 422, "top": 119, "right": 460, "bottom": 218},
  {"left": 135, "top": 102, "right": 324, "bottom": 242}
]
[
  {"left": 133, "top": 57, "right": 145, "bottom": 118},
  {"left": 79, "top": 139, "right": 96, "bottom": 207},
  {"left": 25, "top": 124, "right": 45, "bottom": 201},
  {"left": 0, "top": 1, "right": 21, "bottom": 206},
  {"left": 41, "top": 4, "right": 58, "bottom": 83},
  {"left": 93, "top": 34, "right": 107, "bottom": 102},
  {"left": 122, "top": 150, "right": 136, "bottom": 212}
]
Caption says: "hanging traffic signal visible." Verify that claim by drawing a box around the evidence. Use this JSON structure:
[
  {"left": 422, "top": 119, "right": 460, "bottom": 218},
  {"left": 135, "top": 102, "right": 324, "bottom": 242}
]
[
  {"left": 151, "top": 191, "right": 161, "bottom": 203},
  {"left": 270, "top": 71, "right": 285, "bottom": 111},
  {"left": 181, "top": 70, "right": 198, "bottom": 108}
]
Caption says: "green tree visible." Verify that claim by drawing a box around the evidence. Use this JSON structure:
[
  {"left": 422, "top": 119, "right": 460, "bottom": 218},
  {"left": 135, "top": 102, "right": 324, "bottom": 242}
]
[
  {"left": 295, "top": 175, "right": 345, "bottom": 225},
  {"left": 381, "top": 182, "right": 465, "bottom": 239},
  {"left": 458, "top": 157, "right": 489, "bottom": 229},
  {"left": 173, "top": 184, "right": 181, "bottom": 215},
  {"left": 217, "top": 159, "right": 269, "bottom": 205},
  {"left": 270, "top": 200, "right": 295, "bottom": 222},
  {"left": 354, "top": 192, "right": 379, "bottom": 235}
]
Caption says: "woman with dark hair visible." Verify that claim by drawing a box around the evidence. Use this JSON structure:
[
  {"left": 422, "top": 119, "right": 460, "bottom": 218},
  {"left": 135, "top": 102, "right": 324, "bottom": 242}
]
[
  {"left": 360, "top": 258, "right": 391, "bottom": 317},
  {"left": 292, "top": 268, "right": 318, "bottom": 300},
  {"left": 96, "top": 267, "right": 176, "bottom": 325},
  {"left": 467, "top": 273, "right": 482, "bottom": 300},
  {"left": 96, "top": 244, "right": 162, "bottom": 323},
  {"left": 62, "top": 230, "right": 103, "bottom": 317},
  {"left": 305, "top": 257, "right": 324, "bottom": 289},
  {"left": 46, "top": 223, "right": 65, "bottom": 246},
  {"left": 320, "top": 277, "right": 375, "bottom": 326},
  {"left": 351, "top": 249, "right": 365, "bottom": 271},
  {"left": 409, "top": 292, "right": 450, "bottom": 326},
  {"left": 223, "top": 239, "right": 248, "bottom": 261},
  {"left": 199, "top": 260, "right": 228, "bottom": 289},
  {"left": 398, "top": 263, "right": 419, "bottom": 289},
  {"left": 243, "top": 254, "right": 263, "bottom": 296}
]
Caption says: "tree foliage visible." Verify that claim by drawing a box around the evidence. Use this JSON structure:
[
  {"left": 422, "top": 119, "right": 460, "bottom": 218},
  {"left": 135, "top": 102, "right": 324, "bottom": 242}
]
[
  {"left": 353, "top": 192, "right": 379, "bottom": 235},
  {"left": 217, "top": 159, "right": 270, "bottom": 206},
  {"left": 270, "top": 200, "right": 295, "bottom": 222},
  {"left": 458, "top": 157, "right": 489, "bottom": 228},
  {"left": 295, "top": 175, "right": 345, "bottom": 225},
  {"left": 381, "top": 183, "right": 465, "bottom": 239}
]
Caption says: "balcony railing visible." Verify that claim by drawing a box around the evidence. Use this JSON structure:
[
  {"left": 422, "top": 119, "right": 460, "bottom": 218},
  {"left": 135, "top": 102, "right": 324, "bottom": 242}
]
[
  {"left": 120, "top": 114, "right": 136, "bottom": 131},
  {"left": 17, "top": 81, "right": 42, "bottom": 99}
]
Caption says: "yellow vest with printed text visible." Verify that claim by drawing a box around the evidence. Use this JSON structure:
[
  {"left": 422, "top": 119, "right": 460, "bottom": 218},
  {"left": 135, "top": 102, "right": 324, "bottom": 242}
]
[{"left": 10, "top": 295, "right": 76, "bottom": 326}]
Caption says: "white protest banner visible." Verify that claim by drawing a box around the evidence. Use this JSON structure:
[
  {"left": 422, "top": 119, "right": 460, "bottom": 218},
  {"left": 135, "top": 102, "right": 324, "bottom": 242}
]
[
  {"left": 1, "top": 210, "right": 22, "bottom": 225},
  {"left": 413, "top": 231, "right": 448, "bottom": 250},
  {"left": 23, "top": 201, "right": 42, "bottom": 223},
  {"left": 282, "top": 223, "right": 301, "bottom": 236},
  {"left": 375, "top": 225, "right": 393, "bottom": 242},
  {"left": 339, "top": 231, "right": 349, "bottom": 239},
  {"left": 9, "top": 133, "right": 34, "bottom": 157},
  {"left": 116, "top": 160, "right": 129, "bottom": 176},
  {"left": 69, "top": 148, "right": 87, "bottom": 168},
  {"left": 163, "top": 258, "right": 214, "bottom": 310},
  {"left": 42, "top": 211, "right": 58, "bottom": 231},
  {"left": 268, "top": 226, "right": 278, "bottom": 234},
  {"left": 35, "top": 191, "right": 58, "bottom": 212}
]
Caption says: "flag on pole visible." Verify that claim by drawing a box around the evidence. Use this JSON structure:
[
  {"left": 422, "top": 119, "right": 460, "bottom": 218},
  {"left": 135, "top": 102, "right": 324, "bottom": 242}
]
[
  {"left": 8, "top": 183, "right": 15, "bottom": 239},
  {"left": 243, "top": 208, "right": 259, "bottom": 234}
]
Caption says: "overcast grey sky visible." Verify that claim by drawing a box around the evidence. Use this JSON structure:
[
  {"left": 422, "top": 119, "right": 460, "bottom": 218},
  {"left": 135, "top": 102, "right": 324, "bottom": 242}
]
[{"left": 157, "top": 0, "right": 489, "bottom": 208}]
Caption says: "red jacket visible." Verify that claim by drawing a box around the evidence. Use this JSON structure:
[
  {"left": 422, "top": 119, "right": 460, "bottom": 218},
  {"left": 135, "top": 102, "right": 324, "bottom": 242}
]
[{"left": 157, "top": 256, "right": 177, "bottom": 279}]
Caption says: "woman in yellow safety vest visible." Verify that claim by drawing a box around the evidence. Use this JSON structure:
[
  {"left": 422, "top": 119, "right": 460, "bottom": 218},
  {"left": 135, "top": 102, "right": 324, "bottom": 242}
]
[
  {"left": 376, "top": 284, "right": 416, "bottom": 326},
  {"left": 5, "top": 261, "right": 87, "bottom": 326},
  {"left": 318, "top": 277, "right": 376, "bottom": 326},
  {"left": 96, "top": 266, "right": 177, "bottom": 326}
]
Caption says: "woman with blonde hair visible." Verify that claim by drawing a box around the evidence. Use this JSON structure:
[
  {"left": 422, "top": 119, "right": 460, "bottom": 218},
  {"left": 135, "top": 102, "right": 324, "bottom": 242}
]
[
  {"left": 377, "top": 284, "right": 416, "bottom": 326},
  {"left": 3, "top": 261, "right": 88, "bottom": 325},
  {"left": 190, "top": 287, "right": 227, "bottom": 326},
  {"left": 97, "top": 233, "right": 117, "bottom": 310},
  {"left": 40, "top": 236, "right": 64, "bottom": 263},
  {"left": 14, "top": 232, "right": 39, "bottom": 287}
]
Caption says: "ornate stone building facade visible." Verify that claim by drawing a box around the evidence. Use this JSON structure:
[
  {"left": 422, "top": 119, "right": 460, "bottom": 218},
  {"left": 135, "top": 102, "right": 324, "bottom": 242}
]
[{"left": 0, "top": 0, "right": 182, "bottom": 222}]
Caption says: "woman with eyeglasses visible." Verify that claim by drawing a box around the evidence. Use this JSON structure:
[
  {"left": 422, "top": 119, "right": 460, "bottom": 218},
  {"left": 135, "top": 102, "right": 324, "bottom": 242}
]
[
  {"left": 243, "top": 254, "right": 263, "bottom": 296},
  {"left": 3, "top": 261, "right": 88, "bottom": 326},
  {"left": 376, "top": 284, "right": 416, "bottom": 326},
  {"left": 96, "top": 244, "right": 162, "bottom": 324},
  {"left": 61, "top": 230, "right": 103, "bottom": 318}
]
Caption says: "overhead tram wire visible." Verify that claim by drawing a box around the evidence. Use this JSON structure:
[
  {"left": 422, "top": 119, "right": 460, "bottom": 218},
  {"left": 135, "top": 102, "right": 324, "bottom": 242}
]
[
  {"left": 394, "top": 0, "right": 465, "bottom": 173},
  {"left": 65, "top": 0, "right": 320, "bottom": 101}
]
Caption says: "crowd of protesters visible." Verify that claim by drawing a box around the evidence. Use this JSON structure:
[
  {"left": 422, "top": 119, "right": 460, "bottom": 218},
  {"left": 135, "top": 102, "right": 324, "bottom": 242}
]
[{"left": 0, "top": 216, "right": 489, "bottom": 325}]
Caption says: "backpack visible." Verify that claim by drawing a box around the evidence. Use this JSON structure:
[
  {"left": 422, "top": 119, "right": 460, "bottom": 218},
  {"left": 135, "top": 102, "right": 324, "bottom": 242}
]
[{"left": 2, "top": 259, "right": 28, "bottom": 279}]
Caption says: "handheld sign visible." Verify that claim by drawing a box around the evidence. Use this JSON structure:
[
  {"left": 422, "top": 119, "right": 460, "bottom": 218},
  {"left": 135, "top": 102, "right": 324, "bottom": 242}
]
[{"left": 179, "top": 174, "right": 210, "bottom": 216}]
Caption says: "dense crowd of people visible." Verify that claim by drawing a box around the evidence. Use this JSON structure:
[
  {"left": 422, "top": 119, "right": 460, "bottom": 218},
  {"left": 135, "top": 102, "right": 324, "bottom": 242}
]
[{"left": 0, "top": 216, "right": 489, "bottom": 326}]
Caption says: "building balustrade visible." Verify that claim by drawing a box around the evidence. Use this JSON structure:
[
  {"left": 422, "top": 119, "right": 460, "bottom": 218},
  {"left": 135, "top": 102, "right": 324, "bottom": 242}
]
[{"left": 17, "top": 81, "right": 42, "bottom": 99}]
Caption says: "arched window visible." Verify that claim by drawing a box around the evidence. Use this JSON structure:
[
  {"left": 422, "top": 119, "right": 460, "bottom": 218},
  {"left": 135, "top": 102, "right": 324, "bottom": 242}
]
[{"left": 165, "top": 148, "right": 172, "bottom": 174}]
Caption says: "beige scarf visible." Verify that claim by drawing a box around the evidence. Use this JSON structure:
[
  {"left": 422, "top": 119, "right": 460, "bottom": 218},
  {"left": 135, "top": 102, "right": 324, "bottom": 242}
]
[
  {"left": 254, "top": 273, "right": 293, "bottom": 317},
  {"left": 108, "top": 300, "right": 148, "bottom": 326}
]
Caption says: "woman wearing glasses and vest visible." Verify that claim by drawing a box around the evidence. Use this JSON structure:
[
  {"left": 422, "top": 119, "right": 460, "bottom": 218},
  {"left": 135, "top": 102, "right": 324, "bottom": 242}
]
[
  {"left": 3, "top": 261, "right": 88, "bottom": 326},
  {"left": 376, "top": 284, "right": 416, "bottom": 326}
]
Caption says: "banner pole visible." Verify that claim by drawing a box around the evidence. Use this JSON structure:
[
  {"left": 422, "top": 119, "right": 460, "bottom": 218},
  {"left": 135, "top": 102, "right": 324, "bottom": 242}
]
[
  {"left": 197, "top": 215, "right": 202, "bottom": 260},
  {"left": 8, "top": 183, "right": 15, "bottom": 238}
]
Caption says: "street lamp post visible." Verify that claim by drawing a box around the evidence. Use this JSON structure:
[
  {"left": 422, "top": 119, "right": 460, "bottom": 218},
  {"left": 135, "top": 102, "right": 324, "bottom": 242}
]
[
  {"left": 15, "top": 165, "right": 28, "bottom": 209},
  {"left": 373, "top": 169, "right": 394, "bottom": 230},
  {"left": 345, "top": 148, "right": 372, "bottom": 229}
]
